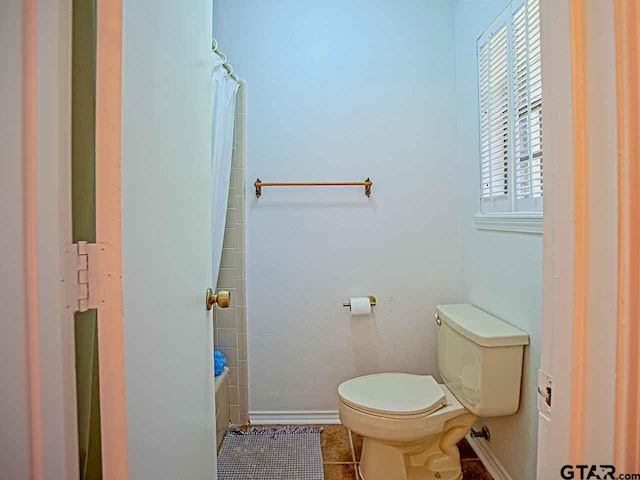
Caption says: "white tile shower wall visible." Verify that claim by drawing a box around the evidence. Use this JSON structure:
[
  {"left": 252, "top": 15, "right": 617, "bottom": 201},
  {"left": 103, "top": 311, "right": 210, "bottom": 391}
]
[
  {"left": 454, "top": 1, "right": 542, "bottom": 479},
  {"left": 214, "top": 0, "right": 461, "bottom": 414},
  {"left": 214, "top": 82, "right": 248, "bottom": 424}
]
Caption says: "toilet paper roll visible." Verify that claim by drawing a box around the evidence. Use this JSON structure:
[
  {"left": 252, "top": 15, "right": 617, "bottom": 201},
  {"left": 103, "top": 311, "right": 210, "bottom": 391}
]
[{"left": 349, "top": 297, "right": 372, "bottom": 316}]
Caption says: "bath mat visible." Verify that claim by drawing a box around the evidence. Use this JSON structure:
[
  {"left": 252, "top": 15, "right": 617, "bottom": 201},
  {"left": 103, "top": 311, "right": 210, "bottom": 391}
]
[{"left": 217, "top": 426, "right": 324, "bottom": 480}]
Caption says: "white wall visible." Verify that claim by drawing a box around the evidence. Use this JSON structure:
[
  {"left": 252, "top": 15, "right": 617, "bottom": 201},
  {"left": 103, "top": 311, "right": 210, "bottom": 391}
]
[
  {"left": 454, "top": 1, "right": 542, "bottom": 479},
  {"left": 0, "top": 2, "right": 32, "bottom": 478},
  {"left": 214, "top": 0, "right": 461, "bottom": 414}
]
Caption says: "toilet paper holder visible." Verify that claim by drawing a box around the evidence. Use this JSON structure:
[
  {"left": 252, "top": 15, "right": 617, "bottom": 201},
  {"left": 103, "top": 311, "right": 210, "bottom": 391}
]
[{"left": 343, "top": 295, "right": 376, "bottom": 308}]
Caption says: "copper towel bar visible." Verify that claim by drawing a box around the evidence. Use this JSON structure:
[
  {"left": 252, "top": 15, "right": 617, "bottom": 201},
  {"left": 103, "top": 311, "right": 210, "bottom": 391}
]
[{"left": 254, "top": 178, "right": 372, "bottom": 198}]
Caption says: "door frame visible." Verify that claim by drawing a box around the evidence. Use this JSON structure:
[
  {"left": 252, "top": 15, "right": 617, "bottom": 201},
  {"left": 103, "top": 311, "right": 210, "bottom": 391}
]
[
  {"left": 538, "top": 0, "right": 640, "bottom": 475},
  {"left": 22, "top": 0, "right": 129, "bottom": 478},
  {"left": 25, "top": 0, "right": 638, "bottom": 477},
  {"left": 93, "top": 0, "right": 128, "bottom": 477},
  {"left": 22, "top": 0, "right": 76, "bottom": 478},
  {"left": 537, "top": 0, "right": 576, "bottom": 475},
  {"left": 611, "top": 0, "right": 640, "bottom": 468}
]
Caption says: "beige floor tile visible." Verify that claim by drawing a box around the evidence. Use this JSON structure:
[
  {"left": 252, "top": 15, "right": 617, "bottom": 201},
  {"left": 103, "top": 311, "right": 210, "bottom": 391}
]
[
  {"left": 350, "top": 431, "right": 363, "bottom": 463},
  {"left": 461, "top": 459, "right": 494, "bottom": 480},
  {"left": 323, "top": 463, "right": 357, "bottom": 480},
  {"left": 457, "top": 438, "right": 479, "bottom": 459},
  {"left": 321, "top": 425, "right": 353, "bottom": 463}
]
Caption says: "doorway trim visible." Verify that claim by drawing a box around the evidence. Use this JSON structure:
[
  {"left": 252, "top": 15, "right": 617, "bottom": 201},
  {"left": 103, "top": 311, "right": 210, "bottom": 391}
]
[
  {"left": 538, "top": 0, "right": 635, "bottom": 474},
  {"left": 613, "top": 0, "right": 640, "bottom": 468},
  {"left": 22, "top": 0, "right": 129, "bottom": 477},
  {"left": 23, "top": 0, "right": 76, "bottom": 478},
  {"left": 94, "top": 0, "right": 128, "bottom": 477}
]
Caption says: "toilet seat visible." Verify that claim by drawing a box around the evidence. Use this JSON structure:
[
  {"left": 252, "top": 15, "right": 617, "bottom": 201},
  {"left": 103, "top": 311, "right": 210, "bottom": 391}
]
[{"left": 338, "top": 373, "right": 447, "bottom": 417}]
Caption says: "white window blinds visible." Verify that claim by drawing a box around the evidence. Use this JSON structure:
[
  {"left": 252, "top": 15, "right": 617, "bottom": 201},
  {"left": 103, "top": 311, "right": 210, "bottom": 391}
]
[
  {"left": 478, "top": 0, "right": 543, "bottom": 214},
  {"left": 479, "top": 23, "right": 509, "bottom": 201}
]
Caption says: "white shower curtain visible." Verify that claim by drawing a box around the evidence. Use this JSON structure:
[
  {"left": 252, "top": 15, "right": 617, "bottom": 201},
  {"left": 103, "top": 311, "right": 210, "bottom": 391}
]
[{"left": 211, "top": 53, "right": 240, "bottom": 284}]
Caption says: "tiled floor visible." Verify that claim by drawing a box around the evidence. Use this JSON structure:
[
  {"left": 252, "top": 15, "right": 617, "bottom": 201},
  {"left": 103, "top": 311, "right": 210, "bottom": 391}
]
[
  {"left": 319, "top": 424, "right": 493, "bottom": 480},
  {"left": 230, "top": 424, "right": 493, "bottom": 480}
]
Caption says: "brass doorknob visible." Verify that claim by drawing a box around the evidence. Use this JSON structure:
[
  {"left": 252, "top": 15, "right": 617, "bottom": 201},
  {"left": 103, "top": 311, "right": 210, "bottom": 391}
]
[{"left": 206, "top": 288, "right": 230, "bottom": 310}]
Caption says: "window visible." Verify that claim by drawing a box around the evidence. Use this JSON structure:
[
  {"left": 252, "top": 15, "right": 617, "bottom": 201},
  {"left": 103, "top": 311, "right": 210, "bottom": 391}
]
[{"left": 477, "top": 0, "right": 542, "bottom": 217}]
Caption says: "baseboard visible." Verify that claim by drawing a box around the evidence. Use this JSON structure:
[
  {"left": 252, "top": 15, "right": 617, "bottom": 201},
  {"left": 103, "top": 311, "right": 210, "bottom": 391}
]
[
  {"left": 248, "top": 410, "right": 340, "bottom": 425},
  {"left": 465, "top": 435, "right": 513, "bottom": 480}
]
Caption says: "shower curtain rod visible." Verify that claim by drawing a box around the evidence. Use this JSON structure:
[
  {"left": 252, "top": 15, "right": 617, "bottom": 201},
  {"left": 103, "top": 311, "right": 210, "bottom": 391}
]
[{"left": 212, "top": 38, "right": 239, "bottom": 81}]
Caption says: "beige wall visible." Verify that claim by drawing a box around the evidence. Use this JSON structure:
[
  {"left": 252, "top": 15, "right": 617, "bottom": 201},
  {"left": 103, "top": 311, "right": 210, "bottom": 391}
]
[{"left": 214, "top": 83, "right": 249, "bottom": 424}]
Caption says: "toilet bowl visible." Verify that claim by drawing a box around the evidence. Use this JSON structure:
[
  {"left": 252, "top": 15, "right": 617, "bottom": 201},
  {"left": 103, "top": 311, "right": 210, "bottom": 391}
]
[
  {"left": 338, "top": 304, "right": 529, "bottom": 480},
  {"left": 339, "top": 374, "right": 476, "bottom": 480}
]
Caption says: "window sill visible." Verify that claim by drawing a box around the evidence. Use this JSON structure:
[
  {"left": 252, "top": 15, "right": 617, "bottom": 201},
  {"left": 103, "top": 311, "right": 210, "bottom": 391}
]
[{"left": 474, "top": 213, "right": 543, "bottom": 234}]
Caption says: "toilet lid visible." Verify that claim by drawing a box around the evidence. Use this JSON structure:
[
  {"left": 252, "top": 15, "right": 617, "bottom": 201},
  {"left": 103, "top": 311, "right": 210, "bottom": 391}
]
[{"left": 338, "top": 373, "right": 447, "bottom": 417}]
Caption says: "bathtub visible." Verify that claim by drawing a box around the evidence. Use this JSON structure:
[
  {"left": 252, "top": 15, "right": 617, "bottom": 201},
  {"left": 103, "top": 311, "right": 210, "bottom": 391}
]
[{"left": 215, "top": 366, "right": 230, "bottom": 450}]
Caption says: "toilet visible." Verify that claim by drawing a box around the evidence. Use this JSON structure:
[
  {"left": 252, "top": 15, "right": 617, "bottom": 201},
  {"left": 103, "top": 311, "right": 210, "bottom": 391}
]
[{"left": 338, "top": 304, "right": 529, "bottom": 480}]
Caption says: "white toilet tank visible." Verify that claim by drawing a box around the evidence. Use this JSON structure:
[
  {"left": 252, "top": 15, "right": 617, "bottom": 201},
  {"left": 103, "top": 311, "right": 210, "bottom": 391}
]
[{"left": 436, "top": 304, "right": 529, "bottom": 417}]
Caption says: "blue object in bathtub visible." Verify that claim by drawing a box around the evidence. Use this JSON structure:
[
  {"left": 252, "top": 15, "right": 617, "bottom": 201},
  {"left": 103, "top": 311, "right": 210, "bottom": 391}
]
[{"left": 214, "top": 349, "right": 227, "bottom": 376}]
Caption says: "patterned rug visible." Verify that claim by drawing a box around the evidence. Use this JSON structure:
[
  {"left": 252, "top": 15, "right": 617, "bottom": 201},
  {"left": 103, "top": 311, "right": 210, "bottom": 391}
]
[{"left": 217, "top": 426, "right": 324, "bottom": 480}]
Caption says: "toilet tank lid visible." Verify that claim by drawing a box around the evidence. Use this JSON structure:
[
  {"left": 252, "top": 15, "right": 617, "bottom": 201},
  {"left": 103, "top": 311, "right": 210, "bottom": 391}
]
[{"left": 436, "top": 304, "right": 530, "bottom": 347}]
